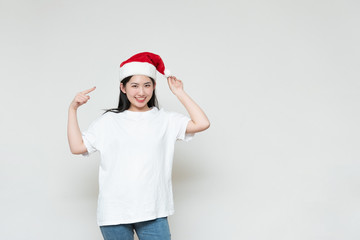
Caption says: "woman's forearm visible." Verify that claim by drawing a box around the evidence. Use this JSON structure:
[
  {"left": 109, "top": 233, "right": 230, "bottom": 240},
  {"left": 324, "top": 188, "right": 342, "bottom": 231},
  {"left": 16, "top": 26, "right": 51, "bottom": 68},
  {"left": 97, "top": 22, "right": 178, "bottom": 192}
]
[
  {"left": 175, "top": 89, "right": 210, "bottom": 132},
  {"left": 67, "top": 107, "right": 87, "bottom": 154}
]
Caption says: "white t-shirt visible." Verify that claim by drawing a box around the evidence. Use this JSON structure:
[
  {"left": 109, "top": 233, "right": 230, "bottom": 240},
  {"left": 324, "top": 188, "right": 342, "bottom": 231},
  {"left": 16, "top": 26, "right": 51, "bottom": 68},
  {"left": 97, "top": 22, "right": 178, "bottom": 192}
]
[{"left": 81, "top": 107, "right": 194, "bottom": 226}]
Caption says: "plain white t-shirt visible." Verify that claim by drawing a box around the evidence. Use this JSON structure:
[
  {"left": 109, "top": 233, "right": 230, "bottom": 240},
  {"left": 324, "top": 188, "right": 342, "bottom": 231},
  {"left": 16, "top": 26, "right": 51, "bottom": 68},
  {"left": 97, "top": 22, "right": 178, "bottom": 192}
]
[{"left": 81, "top": 107, "right": 194, "bottom": 226}]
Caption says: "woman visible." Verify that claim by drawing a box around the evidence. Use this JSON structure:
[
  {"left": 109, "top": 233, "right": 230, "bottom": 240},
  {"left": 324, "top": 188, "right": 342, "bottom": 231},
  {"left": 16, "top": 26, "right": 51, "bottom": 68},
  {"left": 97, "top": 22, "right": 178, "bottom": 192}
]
[{"left": 67, "top": 52, "right": 210, "bottom": 240}]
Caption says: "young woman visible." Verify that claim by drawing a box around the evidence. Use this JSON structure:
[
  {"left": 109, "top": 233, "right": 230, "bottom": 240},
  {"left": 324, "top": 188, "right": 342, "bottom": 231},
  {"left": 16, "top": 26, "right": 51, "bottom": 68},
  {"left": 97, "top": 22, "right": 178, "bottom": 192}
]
[{"left": 67, "top": 52, "right": 210, "bottom": 240}]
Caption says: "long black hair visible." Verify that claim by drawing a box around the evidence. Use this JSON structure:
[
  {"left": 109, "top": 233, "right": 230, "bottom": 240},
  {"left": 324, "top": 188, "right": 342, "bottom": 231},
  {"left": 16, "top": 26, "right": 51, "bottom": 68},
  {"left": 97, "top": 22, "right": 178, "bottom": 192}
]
[{"left": 102, "top": 76, "right": 159, "bottom": 115}]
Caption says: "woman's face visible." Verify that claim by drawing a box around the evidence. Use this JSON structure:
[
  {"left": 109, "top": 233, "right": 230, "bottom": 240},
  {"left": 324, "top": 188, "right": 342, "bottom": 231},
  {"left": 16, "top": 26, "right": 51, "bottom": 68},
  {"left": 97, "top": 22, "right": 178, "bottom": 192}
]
[{"left": 120, "top": 75, "right": 156, "bottom": 112}]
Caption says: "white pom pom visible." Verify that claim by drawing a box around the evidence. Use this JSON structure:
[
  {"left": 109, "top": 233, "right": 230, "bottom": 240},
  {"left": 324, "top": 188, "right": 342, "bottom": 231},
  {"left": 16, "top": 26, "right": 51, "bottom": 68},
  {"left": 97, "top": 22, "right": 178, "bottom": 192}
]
[{"left": 164, "top": 69, "right": 171, "bottom": 77}]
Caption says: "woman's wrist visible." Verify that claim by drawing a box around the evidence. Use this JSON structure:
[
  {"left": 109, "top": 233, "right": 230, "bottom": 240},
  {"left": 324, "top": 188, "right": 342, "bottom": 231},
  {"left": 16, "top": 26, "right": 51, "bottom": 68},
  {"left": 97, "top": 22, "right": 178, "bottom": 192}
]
[
  {"left": 69, "top": 104, "right": 78, "bottom": 111},
  {"left": 174, "top": 89, "right": 186, "bottom": 98}
]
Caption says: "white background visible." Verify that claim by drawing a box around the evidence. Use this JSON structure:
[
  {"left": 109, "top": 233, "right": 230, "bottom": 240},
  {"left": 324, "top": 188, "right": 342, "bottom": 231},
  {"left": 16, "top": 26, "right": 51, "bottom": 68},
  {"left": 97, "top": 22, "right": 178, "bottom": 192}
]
[{"left": 1, "top": 0, "right": 359, "bottom": 239}]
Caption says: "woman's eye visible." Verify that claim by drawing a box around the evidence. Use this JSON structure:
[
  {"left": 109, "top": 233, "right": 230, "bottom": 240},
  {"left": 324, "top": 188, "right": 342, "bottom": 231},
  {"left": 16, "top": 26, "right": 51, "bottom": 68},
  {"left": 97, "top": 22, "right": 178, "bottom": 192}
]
[
  {"left": 145, "top": 85, "right": 151, "bottom": 87},
  {"left": 132, "top": 85, "right": 138, "bottom": 88}
]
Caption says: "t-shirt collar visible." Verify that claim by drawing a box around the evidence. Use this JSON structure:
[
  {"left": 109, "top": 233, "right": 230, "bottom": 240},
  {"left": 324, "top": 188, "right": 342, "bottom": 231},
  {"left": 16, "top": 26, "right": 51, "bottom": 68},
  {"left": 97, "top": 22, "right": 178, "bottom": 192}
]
[{"left": 123, "top": 107, "right": 158, "bottom": 120}]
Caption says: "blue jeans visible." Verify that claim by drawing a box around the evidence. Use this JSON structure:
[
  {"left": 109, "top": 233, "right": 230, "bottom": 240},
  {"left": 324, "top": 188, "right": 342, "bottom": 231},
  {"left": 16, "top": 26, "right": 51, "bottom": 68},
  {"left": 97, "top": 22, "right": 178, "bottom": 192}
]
[{"left": 100, "top": 217, "right": 171, "bottom": 240}]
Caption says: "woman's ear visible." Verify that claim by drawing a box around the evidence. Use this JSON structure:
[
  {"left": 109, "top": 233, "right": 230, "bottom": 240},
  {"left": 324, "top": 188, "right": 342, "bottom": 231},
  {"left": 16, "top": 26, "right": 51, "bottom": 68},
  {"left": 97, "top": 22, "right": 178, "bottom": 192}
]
[
  {"left": 120, "top": 83, "right": 126, "bottom": 94},
  {"left": 153, "top": 81, "right": 156, "bottom": 89}
]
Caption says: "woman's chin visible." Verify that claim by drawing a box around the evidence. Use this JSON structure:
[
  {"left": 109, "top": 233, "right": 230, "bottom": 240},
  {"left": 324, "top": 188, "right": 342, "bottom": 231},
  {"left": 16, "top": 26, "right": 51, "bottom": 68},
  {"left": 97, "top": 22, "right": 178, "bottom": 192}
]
[{"left": 129, "top": 102, "right": 150, "bottom": 111}]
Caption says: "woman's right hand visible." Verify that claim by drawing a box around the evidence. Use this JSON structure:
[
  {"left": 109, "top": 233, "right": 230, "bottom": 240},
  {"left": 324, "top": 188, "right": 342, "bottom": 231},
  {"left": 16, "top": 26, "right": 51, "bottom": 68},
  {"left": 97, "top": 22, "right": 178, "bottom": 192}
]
[{"left": 69, "top": 86, "right": 96, "bottom": 110}]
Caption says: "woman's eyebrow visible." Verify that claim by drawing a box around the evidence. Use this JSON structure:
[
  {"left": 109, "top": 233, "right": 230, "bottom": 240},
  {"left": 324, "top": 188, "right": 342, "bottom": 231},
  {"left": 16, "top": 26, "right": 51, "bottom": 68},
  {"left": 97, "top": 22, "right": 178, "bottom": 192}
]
[{"left": 130, "top": 82, "right": 152, "bottom": 85}]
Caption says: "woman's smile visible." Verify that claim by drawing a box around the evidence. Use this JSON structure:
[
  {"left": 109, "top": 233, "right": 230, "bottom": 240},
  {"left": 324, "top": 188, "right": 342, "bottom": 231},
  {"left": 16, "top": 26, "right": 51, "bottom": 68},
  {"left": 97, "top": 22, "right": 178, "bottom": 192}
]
[{"left": 135, "top": 97, "right": 146, "bottom": 103}]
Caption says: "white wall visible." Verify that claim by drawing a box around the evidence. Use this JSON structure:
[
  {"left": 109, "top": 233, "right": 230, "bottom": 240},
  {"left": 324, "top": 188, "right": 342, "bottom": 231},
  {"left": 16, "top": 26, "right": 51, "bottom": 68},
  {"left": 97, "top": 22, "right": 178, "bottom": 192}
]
[{"left": 1, "top": 0, "right": 359, "bottom": 239}]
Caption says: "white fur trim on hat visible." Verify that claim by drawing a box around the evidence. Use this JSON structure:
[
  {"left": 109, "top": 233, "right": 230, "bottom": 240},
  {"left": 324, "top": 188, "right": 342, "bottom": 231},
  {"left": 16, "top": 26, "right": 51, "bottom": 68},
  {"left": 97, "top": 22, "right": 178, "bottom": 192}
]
[{"left": 119, "top": 62, "right": 157, "bottom": 81}]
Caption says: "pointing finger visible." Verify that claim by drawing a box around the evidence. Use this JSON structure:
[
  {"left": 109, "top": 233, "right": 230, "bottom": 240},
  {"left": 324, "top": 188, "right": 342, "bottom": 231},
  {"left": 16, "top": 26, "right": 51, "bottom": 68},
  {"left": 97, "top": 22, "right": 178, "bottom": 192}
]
[{"left": 82, "top": 86, "right": 96, "bottom": 94}]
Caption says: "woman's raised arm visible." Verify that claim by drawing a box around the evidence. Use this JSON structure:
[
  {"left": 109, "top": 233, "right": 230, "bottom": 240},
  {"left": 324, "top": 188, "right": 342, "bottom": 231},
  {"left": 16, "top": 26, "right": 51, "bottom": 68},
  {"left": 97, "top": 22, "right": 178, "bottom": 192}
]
[
  {"left": 67, "top": 86, "right": 96, "bottom": 154},
  {"left": 167, "top": 76, "right": 210, "bottom": 134}
]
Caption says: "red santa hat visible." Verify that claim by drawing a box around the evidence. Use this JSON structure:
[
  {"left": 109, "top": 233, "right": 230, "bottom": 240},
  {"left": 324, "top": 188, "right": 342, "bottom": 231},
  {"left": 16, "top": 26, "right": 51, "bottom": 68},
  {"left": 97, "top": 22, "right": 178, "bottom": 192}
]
[{"left": 119, "top": 52, "right": 171, "bottom": 81}]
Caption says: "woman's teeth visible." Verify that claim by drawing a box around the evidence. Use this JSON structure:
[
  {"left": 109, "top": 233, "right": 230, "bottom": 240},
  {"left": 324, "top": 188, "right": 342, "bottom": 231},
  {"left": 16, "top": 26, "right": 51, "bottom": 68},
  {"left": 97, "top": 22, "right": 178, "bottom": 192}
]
[{"left": 136, "top": 97, "right": 146, "bottom": 102}]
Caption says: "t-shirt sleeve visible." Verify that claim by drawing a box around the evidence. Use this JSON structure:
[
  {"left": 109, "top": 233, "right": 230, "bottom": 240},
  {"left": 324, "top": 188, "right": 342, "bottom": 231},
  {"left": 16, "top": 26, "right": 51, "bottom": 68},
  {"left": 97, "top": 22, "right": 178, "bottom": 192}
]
[
  {"left": 81, "top": 116, "right": 102, "bottom": 157},
  {"left": 169, "top": 111, "right": 195, "bottom": 142}
]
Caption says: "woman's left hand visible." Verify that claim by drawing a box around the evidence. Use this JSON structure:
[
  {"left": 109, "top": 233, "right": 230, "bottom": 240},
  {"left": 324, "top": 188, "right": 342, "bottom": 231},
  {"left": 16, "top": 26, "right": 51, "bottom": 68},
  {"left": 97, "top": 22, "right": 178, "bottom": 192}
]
[{"left": 167, "top": 76, "right": 184, "bottom": 96}]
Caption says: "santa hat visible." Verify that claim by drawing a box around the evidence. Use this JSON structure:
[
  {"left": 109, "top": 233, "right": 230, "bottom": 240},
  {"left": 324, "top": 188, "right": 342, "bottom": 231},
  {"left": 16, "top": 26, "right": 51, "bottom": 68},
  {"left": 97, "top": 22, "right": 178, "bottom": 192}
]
[{"left": 119, "top": 52, "right": 171, "bottom": 81}]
